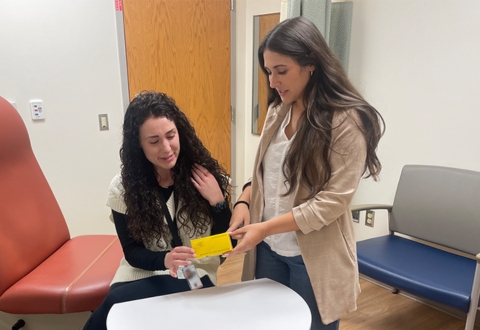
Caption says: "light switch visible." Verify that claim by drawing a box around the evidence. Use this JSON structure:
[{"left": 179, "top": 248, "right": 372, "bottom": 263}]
[{"left": 99, "top": 114, "right": 109, "bottom": 131}]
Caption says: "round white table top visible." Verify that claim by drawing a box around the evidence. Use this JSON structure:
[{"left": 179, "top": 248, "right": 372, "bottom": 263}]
[{"left": 107, "top": 278, "right": 311, "bottom": 330}]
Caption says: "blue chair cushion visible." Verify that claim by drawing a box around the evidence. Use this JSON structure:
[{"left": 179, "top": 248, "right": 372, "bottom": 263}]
[{"left": 357, "top": 234, "right": 477, "bottom": 313}]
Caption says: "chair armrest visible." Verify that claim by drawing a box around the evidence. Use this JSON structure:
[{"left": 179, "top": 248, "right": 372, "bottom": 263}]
[{"left": 351, "top": 204, "right": 392, "bottom": 212}]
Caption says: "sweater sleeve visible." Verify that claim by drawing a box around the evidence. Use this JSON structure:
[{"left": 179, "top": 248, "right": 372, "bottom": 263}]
[
  {"left": 210, "top": 202, "right": 231, "bottom": 234},
  {"left": 210, "top": 202, "right": 236, "bottom": 248},
  {"left": 293, "top": 110, "right": 368, "bottom": 234},
  {"left": 112, "top": 209, "right": 169, "bottom": 271}
]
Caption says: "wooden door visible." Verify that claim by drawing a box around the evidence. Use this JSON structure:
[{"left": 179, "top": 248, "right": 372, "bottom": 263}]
[
  {"left": 123, "top": 0, "right": 231, "bottom": 172},
  {"left": 256, "top": 13, "right": 280, "bottom": 134}
]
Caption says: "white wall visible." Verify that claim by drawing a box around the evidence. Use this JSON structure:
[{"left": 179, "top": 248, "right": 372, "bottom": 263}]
[
  {"left": 348, "top": 0, "right": 480, "bottom": 240},
  {"left": 1, "top": 0, "right": 480, "bottom": 328},
  {"left": 0, "top": 0, "right": 124, "bottom": 238}
]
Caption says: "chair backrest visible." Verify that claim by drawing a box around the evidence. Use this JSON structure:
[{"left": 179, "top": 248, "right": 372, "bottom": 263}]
[
  {"left": 390, "top": 164, "right": 480, "bottom": 255},
  {"left": 0, "top": 97, "right": 70, "bottom": 296}
]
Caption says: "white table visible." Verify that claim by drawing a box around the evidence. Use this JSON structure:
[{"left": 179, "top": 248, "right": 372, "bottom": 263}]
[{"left": 107, "top": 278, "right": 311, "bottom": 330}]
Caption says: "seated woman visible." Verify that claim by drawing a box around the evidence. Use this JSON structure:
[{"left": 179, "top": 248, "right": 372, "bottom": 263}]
[{"left": 83, "top": 91, "right": 231, "bottom": 330}]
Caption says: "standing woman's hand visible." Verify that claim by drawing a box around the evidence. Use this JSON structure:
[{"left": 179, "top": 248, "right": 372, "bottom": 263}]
[
  {"left": 229, "top": 211, "right": 298, "bottom": 256},
  {"left": 227, "top": 223, "right": 265, "bottom": 255},
  {"left": 227, "top": 183, "right": 251, "bottom": 233},
  {"left": 164, "top": 246, "right": 196, "bottom": 277},
  {"left": 191, "top": 163, "right": 224, "bottom": 206},
  {"left": 227, "top": 202, "right": 250, "bottom": 233}
]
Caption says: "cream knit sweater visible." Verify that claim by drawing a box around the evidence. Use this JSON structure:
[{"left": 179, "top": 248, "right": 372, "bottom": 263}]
[{"left": 107, "top": 174, "right": 220, "bottom": 285}]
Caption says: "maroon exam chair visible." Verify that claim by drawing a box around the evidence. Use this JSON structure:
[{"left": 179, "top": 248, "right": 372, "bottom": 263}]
[{"left": 0, "top": 96, "right": 122, "bottom": 329}]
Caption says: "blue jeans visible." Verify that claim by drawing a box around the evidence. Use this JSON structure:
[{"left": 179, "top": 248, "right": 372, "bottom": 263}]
[{"left": 255, "top": 241, "right": 339, "bottom": 330}]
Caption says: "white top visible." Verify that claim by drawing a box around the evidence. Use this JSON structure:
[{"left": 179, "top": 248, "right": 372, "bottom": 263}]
[
  {"left": 262, "top": 108, "right": 300, "bottom": 257},
  {"left": 106, "top": 278, "right": 311, "bottom": 330}
]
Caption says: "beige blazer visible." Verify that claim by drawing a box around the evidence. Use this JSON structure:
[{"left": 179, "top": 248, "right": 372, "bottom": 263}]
[{"left": 242, "top": 103, "right": 365, "bottom": 324}]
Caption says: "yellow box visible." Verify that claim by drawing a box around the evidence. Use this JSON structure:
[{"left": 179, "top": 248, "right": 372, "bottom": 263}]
[{"left": 190, "top": 232, "right": 233, "bottom": 259}]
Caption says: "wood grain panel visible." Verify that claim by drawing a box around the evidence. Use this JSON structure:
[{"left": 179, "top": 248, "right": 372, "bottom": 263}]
[
  {"left": 257, "top": 13, "right": 280, "bottom": 134},
  {"left": 123, "top": 0, "right": 231, "bottom": 172}
]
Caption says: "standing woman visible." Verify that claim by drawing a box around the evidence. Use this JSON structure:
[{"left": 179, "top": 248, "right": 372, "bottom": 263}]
[
  {"left": 228, "top": 17, "right": 384, "bottom": 329},
  {"left": 84, "top": 91, "right": 231, "bottom": 330}
]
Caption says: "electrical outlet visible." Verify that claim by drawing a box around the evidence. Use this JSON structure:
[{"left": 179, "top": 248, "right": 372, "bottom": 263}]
[
  {"left": 352, "top": 210, "right": 360, "bottom": 223},
  {"left": 365, "top": 210, "right": 375, "bottom": 227},
  {"left": 30, "top": 100, "right": 45, "bottom": 120}
]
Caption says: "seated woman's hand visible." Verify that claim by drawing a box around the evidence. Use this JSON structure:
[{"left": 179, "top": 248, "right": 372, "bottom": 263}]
[
  {"left": 191, "top": 163, "right": 224, "bottom": 206},
  {"left": 164, "top": 246, "right": 196, "bottom": 277}
]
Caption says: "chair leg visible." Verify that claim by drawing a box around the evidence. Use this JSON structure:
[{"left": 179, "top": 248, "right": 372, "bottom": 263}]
[
  {"left": 465, "top": 256, "right": 480, "bottom": 330},
  {"left": 11, "top": 319, "right": 25, "bottom": 330},
  {"left": 465, "top": 311, "right": 478, "bottom": 330},
  {"left": 391, "top": 288, "right": 399, "bottom": 294}
]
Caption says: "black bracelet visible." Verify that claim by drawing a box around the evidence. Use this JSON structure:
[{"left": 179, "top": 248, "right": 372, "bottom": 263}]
[
  {"left": 233, "top": 200, "right": 249, "bottom": 209},
  {"left": 242, "top": 182, "right": 252, "bottom": 191}
]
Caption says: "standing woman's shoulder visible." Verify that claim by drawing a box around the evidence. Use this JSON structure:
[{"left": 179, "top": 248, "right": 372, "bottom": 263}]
[
  {"left": 265, "top": 102, "right": 290, "bottom": 122},
  {"left": 331, "top": 108, "right": 364, "bottom": 130}
]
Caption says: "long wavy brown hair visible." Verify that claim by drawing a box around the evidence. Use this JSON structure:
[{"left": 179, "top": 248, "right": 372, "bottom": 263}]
[
  {"left": 258, "top": 17, "right": 385, "bottom": 198},
  {"left": 120, "top": 91, "right": 230, "bottom": 247}
]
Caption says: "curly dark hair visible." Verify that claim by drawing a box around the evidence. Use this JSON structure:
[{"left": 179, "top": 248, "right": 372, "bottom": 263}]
[
  {"left": 258, "top": 17, "right": 385, "bottom": 198},
  {"left": 120, "top": 91, "right": 230, "bottom": 247}
]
